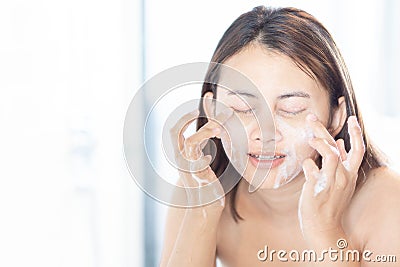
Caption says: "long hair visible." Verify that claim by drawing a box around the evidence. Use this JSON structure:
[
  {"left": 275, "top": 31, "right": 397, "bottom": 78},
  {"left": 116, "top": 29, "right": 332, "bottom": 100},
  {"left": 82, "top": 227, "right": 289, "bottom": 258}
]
[{"left": 196, "top": 6, "right": 387, "bottom": 222}]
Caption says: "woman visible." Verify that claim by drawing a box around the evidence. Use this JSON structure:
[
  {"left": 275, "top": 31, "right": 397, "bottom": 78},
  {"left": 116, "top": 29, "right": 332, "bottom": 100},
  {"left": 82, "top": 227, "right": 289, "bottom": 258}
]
[{"left": 160, "top": 6, "right": 400, "bottom": 266}]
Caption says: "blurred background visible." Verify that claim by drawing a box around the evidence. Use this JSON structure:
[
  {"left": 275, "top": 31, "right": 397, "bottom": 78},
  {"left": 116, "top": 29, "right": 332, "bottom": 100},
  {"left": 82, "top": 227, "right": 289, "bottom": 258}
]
[{"left": 0, "top": 0, "right": 399, "bottom": 266}]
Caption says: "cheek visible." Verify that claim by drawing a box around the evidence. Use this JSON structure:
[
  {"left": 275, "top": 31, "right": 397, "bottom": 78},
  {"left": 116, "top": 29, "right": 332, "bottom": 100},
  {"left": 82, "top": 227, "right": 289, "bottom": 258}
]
[
  {"left": 219, "top": 122, "right": 250, "bottom": 178},
  {"left": 290, "top": 136, "right": 317, "bottom": 161},
  {"left": 220, "top": 115, "right": 251, "bottom": 151},
  {"left": 276, "top": 118, "right": 316, "bottom": 158},
  {"left": 219, "top": 118, "right": 249, "bottom": 161},
  {"left": 220, "top": 131, "right": 232, "bottom": 157}
]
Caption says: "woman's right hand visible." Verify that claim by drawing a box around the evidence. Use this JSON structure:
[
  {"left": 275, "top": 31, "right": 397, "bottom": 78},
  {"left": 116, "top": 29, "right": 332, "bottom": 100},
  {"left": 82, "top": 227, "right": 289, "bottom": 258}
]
[
  {"left": 160, "top": 108, "right": 233, "bottom": 267},
  {"left": 169, "top": 108, "right": 233, "bottom": 211}
]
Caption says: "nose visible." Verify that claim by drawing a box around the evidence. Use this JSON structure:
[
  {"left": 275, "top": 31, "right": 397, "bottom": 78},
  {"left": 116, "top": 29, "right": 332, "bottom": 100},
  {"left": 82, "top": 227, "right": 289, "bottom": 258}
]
[{"left": 248, "top": 112, "right": 282, "bottom": 144}]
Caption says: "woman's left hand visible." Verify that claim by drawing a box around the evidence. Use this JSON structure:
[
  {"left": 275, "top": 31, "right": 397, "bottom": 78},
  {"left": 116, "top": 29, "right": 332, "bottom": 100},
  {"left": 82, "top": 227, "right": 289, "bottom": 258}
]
[{"left": 298, "top": 114, "right": 366, "bottom": 239}]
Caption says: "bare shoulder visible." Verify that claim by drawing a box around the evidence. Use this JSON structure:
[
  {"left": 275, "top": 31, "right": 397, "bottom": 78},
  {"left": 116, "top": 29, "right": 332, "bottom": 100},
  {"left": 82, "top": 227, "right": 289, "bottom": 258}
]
[
  {"left": 367, "top": 165, "right": 400, "bottom": 181},
  {"left": 345, "top": 166, "right": 400, "bottom": 248},
  {"left": 356, "top": 166, "right": 400, "bottom": 200},
  {"left": 350, "top": 166, "right": 400, "bottom": 212}
]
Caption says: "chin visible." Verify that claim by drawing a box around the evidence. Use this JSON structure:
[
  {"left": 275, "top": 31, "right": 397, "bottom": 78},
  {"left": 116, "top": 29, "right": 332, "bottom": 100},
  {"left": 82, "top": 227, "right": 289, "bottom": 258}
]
[
  {"left": 242, "top": 167, "right": 303, "bottom": 191},
  {"left": 241, "top": 171, "right": 279, "bottom": 190}
]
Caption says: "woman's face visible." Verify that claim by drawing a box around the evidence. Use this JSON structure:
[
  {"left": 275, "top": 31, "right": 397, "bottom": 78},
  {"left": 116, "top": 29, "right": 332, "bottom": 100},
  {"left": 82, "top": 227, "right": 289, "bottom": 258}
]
[{"left": 211, "top": 44, "right": 333, "bottom": 190}]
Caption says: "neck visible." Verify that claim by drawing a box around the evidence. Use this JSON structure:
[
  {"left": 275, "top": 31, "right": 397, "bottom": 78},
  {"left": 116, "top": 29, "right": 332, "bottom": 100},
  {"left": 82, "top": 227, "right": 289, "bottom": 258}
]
[{"left": 237, "top": 173, "right": 306, "bottom": 221}]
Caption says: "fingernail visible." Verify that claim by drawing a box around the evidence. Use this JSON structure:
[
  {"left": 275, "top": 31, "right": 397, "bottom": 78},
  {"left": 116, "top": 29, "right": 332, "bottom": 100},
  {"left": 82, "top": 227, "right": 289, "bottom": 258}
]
[{"left": 307, "top": 113, "right": 318, "bottom": 121}]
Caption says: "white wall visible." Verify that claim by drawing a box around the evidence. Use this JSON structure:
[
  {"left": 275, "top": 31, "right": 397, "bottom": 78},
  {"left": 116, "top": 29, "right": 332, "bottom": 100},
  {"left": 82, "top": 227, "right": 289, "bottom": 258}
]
[{"left": 0, "top": 0, "right": 143, "bottom": 266}]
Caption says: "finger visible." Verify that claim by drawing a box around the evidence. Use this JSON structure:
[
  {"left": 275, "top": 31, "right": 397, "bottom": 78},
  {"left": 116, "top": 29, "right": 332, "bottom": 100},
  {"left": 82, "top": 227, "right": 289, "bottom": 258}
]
[
  {"left": 184, "top": 127, "right": 219, "bottom": 160},
  {"left": 203, "top": 108, "right": 234, "bottom": 133},
  {"left": 314, "top": 173, "right": 329, "bottom": 197},
  {"left": 185, "top": 155, "right": 223, "bottom": 206},
  {"left": 333, "top": 166, "right": 350, "bottom": 192},
  {"left": 179, "top": 155, "right": 213, "bottom": 186},
  {"left": 191, "top": 107, "right": 234, "bottom": 138},
  {"left": 186, "top": 167, "right": 224, "bottom": 207},
  {"left": 336, "top": 139, "right": 347, "bottom": 162},
  {"left": 328, "top": 169, "right": 356, "bottom": 214},
  {"left": 184, "top": 108, "right": 234, "bottom": 160},
  {"left": 347, "top": 116, "right": 366, "bottom": 171},
  {"left": 308, "top": 137, "right": 340, "bottom": 179},
  {"left": 190, "top": 157, "right": 217, "bottom": 186},
  {"left": 189, "top": 155, "right": 213, "bottom": 175},
  {"left": 306, "top": 113, "right": 336, "bottom": 146},
  {"left": 170, "top": 109, "right": 199, "bottom": 152},
  {"left": 301, "top": 158, "right": 321, "bottom": 196},
  {"left": 302, "top": 158, "right": 319, "bottom": 182}
]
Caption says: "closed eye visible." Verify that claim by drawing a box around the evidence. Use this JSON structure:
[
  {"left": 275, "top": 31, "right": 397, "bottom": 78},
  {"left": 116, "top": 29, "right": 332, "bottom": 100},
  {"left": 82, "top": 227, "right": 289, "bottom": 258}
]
[
  {"left": 279, "top": 109, "right": 306, "bottom": 116},
  {"left": 231, "top": 107, "right": 254, "bottom": 115}
]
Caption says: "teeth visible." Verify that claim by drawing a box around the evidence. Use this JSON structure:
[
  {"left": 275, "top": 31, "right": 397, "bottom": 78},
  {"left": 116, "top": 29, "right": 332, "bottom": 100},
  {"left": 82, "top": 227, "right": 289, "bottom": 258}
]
[
  {"left": 257, "top": 155, "right": 275, "bottom": 160},
  {"left": 250, "top": 154, "right": 284, "bottom": 160}
]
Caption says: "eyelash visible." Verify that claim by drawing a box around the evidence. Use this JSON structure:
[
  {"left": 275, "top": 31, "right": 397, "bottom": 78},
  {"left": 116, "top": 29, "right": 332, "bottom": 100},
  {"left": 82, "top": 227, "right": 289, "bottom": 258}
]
[
  {"left": 232, "top": 107, "right": 254, "bottom": 115},
  {"left": 279, "top": 109, "right": 306, "bottom": 116},
  {"left": 231, "top": 108, "right": 306, "bottom": 116}
]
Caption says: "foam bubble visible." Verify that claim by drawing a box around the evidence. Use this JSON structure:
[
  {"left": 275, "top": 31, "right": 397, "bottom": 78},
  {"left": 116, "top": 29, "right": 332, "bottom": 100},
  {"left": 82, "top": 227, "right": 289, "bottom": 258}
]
[{"left": 314, "top": 173, "right": 328, "bottom": 196}]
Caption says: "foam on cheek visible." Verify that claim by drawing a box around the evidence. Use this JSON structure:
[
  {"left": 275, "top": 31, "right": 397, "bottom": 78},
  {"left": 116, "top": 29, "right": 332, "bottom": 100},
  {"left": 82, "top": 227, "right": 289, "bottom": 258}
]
[
  {"left": 272, "top": 118, "right": 314, "bottom": 189},
  {"left": 273, "top": 152, "right": 303, "bottom": 189},
  {"left": 301, "top": 125, "right": 314, "bottom": 140},
  {"left": 273, "top": 162, "right": 287, "bottom": 189}
]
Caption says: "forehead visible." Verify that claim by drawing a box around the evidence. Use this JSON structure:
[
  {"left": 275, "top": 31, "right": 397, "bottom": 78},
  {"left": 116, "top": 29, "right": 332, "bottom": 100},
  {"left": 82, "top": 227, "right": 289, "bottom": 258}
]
[{"left": 217, "top": 44, "right": 325, "bottom": 99}]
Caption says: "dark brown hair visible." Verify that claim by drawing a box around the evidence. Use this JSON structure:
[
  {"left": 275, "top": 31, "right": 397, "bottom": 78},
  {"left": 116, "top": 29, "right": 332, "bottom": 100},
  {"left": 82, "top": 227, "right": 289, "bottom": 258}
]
[{"left": 196, "top": 6, "right": 387, "bottom": 222}]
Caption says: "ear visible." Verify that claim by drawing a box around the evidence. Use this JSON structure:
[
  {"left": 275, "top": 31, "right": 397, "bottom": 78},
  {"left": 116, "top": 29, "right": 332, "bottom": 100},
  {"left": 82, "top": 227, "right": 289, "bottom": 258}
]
[
  {"left": 329, "top": 96, "right": 347, "bottom": 138},
  {"left": 202, "top": 91, "right": 215, "bottom": 119}
]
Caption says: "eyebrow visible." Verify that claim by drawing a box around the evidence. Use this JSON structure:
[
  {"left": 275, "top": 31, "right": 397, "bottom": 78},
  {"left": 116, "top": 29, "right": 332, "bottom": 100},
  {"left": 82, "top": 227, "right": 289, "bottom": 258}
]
[
  {"left": 277, "top": 91, "right": 310, "bottom": 99},
  {"left": 226, "top": 90, "right": 258, "bottom": 98},
  {"left": 225, "top": 90, "right": 311, "bottom": 100}
]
